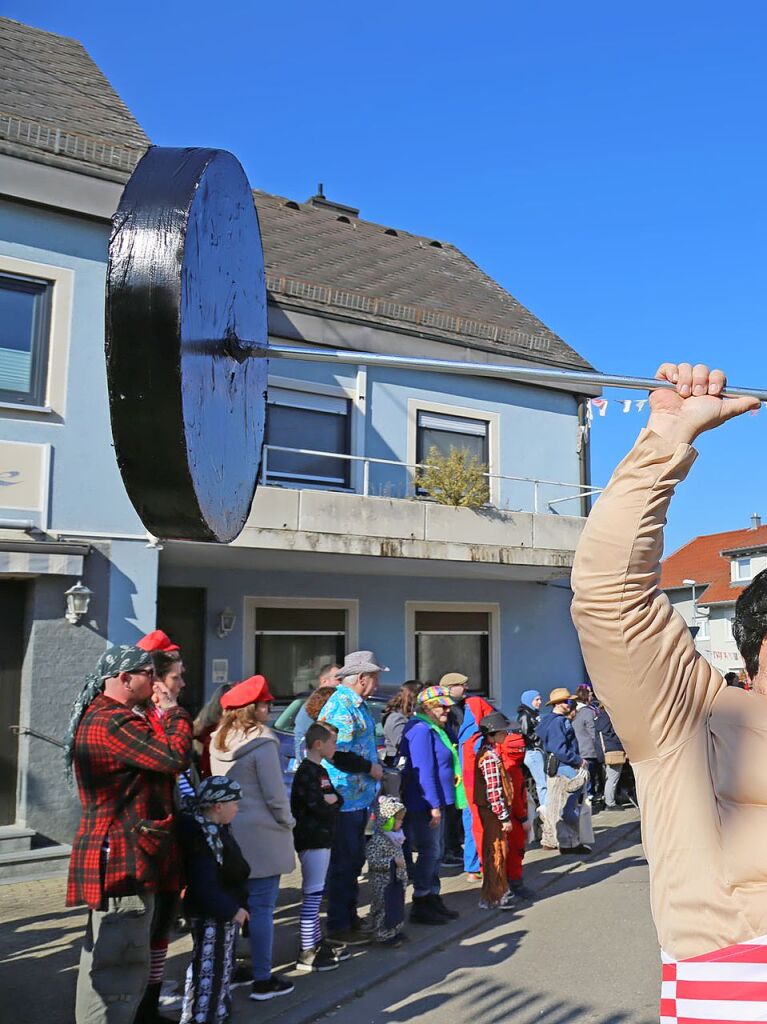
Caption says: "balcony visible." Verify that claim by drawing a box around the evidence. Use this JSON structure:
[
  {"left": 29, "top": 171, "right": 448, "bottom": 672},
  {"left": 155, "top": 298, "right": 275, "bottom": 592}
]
[
  {"left": 260, "top": 445, "right": 599, "bottom": 514},
  {"left": 222, "top": 446, "right": 599, "bottom": 581}
]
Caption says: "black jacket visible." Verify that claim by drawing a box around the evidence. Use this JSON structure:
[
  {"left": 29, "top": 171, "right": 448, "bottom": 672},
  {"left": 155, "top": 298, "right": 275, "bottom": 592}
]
[
  {"left": 179, "top": 814, "right": 250, "bottom": 922},
  {"left": 517, "top": 703, "right": 543, "bottom": 752},
  {"left": 291, "top": 758, "right": 344, "bottom": 852}
]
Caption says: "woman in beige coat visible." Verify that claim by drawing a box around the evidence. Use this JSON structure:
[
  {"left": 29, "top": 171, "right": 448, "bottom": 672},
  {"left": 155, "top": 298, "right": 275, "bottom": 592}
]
[{"left": 210, "top": 675, "right": 295, "bottom": 1002}]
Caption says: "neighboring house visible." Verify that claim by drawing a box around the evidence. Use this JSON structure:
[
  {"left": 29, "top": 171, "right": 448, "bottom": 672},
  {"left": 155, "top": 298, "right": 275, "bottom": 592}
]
[
  {"left": 660, "top": 514, "right": 767, "bottom": 677},
  {"left": 0, "top": 16, "right": 599, "bottom": 859}
]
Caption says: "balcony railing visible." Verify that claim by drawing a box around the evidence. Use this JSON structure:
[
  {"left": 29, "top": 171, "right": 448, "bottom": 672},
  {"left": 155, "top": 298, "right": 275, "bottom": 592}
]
[{"left": 260, "top": 445, "right": 601, "bottom": 514}]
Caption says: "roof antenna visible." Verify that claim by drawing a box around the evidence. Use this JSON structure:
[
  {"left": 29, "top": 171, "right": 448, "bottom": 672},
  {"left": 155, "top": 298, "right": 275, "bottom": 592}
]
[{"left": 317, "top": 183, "right": 325, "bottom": 198}]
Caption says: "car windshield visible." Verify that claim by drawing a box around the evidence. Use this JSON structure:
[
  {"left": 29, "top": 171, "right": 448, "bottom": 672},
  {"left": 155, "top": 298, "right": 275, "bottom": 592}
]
[{"left": 272, "top": 696, "right": 387, "bottom": 742}]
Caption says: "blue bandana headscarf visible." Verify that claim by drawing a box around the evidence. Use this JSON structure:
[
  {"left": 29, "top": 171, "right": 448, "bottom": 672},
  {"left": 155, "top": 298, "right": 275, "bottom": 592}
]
[
  {"left": 520, "top": 690, "right": 542, "bottom": 709},
  {"left": 65, "top": 644, "right": 153, "bottom": 781}
]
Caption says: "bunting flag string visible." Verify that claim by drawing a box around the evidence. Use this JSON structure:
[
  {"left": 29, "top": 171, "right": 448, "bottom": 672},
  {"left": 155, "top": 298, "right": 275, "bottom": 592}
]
[{"left": 587, "top": 398, "right": 765, "bottom": 420}]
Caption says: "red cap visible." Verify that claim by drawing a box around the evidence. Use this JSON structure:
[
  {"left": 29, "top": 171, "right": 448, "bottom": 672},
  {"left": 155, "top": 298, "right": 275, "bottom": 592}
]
[
  {"left": 137, "top": 630, "right": 181, "bottom": 653},
  {"left": 220, "top": 675, "right": 274, "bottom": 709}
]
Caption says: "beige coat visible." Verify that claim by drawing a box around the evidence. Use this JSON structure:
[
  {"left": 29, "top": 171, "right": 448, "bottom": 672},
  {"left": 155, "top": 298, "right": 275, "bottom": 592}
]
[
  {"left": 209, "top": 725, "right": 295, "bottom": 878},
  {"left": 572, "top": 428, "right": 767, "bottom": 960}
]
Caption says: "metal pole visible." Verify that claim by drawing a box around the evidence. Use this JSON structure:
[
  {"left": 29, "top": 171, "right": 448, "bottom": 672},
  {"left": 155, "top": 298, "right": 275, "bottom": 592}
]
[{"left": 264, "top": 343, "right": 767, "bottom": 402}]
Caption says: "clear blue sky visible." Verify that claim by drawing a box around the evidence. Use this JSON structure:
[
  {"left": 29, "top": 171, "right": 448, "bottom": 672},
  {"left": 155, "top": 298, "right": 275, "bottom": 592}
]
[{"left": 10, "top": 0, "right": 767, "bottom": 552}]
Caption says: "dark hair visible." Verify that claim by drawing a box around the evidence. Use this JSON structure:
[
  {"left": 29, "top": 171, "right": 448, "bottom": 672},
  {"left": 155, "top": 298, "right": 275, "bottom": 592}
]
[
  {"left": 305, "top": 686, "right": 336, "bottom": 721},
  {"left": 575, "top": 685, "right": 593, "bottom": 704},
  {"left": 153, "top": 650, "right": 182, "bottom": 680},
  {"left": 733, "top": 569, "right": 767, "bottom": 679},
  {"left": 384, "top": 681, "right": 419, "bottom": 718},
  {"left": 724, "top": 672, "right": 740, "bottom": 686},
  {"left": 318, "top": 664, "right": 339, "bottom": 684},
  {"left": 305, "top": 722, "right": 336, "bottom": 748}
]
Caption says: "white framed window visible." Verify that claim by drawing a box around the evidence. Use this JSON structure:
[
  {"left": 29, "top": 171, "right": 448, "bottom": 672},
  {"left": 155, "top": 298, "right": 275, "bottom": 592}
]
[
  {"left": 732, "top": 558, "right": 753, "bottom": 583},
  {"left": 242, "top": 598, "right": 358, "bottom": 698},
  {"left": 727, "top": 615, "right": 736, "bottom": 640},
  {"left": 264, "top": 385, "right": 352, "bottom": 488},
  {"left": 407, "top": 399, "right": 500, "bottom": 504},
  {"left": 0, "top": 254, "right": 73, "bottom": 419},
  {"left": 417, "top": 411, "right": 489, "bottom": 465},
  {"left": 0, "top": 271, "right": 52, "bottom": 405},
  {"left": 693, "top": 615, "right": 709, "bottom": 641},
  {"left": 405, "top": 601, "right": 500, "bottom": 697}
]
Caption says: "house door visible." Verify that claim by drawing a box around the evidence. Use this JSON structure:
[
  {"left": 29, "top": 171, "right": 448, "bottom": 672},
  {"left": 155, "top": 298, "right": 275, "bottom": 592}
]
[
  {"left": 0, "top": 581, "right": 26, "bottom": 825},
  {"left": 156, "top": 587, "right": 206, "bottom": 715}
]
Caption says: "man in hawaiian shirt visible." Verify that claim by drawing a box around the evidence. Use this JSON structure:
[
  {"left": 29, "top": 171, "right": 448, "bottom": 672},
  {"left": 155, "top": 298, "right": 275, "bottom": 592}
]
[{"left": 319, "top": 650, "right": 386, "bottom": 944}]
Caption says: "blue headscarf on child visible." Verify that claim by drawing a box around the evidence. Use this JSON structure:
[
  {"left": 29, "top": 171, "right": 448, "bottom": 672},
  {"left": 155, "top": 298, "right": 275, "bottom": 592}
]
[{"left": 520, "top": 689, "right": 541, "bottom": 709}]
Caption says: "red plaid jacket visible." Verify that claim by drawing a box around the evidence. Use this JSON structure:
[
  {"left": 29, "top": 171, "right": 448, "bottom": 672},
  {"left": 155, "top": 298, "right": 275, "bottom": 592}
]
[{"left": 66, "top": 693, "right": 192, "bottom": 909}]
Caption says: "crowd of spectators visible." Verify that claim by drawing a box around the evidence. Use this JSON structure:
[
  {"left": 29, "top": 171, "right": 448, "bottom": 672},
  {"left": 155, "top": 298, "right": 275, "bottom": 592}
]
[{"left": 64, "top": 632, "right": 628, "bottom": 1024}]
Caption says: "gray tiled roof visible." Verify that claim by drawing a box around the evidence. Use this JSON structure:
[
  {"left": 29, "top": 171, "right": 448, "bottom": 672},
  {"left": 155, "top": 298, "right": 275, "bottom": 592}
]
[
  {"left": 0, "top": 17, "right": 148, "bottom": 180},
  {"left": 255, "top": 191, "right": 591, "bottom": 369}
]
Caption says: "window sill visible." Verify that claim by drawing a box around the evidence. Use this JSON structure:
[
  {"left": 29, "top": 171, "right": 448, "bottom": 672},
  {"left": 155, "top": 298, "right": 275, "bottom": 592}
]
[{"left": 0, "top": 400, "right": 54, "bottom": 415}]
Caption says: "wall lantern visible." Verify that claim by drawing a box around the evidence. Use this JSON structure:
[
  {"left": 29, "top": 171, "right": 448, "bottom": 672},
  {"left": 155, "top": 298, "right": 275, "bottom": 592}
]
[
  {"left": 65, "top": 580, "right": 93, "bottom": 625},
  {"left": 216, "top": 607, "right": 236, "bottom": 639}
]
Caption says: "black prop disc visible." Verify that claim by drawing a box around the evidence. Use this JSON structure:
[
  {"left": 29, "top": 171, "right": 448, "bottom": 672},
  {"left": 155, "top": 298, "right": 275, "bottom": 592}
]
[{"left": 106, "top": 146, "right": 267, "bottom": 543}]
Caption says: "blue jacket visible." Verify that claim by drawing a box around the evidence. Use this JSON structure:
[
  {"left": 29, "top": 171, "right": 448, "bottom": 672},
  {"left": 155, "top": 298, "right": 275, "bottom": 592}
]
[
  {"left": 400, "top": 718, "right": 456, "bottom": 813},
  {"left": 535, "top": 712, "right": 582, "bottom": 769},
  {"left": 595, "top": 707, "right": 624, "bottom": 754}
]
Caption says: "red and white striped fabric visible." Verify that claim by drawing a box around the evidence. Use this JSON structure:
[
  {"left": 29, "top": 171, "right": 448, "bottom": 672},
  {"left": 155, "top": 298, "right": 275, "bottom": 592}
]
[{"left": 661, "top": 934, "right": 767, "bottom": 1023}]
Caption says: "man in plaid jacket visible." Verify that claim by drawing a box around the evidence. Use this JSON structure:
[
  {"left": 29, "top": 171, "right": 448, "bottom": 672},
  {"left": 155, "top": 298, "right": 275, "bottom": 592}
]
[{"left": 65, "top": 644, "right": 192, "bottom": 1024}]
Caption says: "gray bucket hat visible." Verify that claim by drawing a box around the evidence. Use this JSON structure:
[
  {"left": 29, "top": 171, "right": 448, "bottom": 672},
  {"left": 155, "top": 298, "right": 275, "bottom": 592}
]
[{"left": 336, "top": 650, "right": 390, "bottom": 678}]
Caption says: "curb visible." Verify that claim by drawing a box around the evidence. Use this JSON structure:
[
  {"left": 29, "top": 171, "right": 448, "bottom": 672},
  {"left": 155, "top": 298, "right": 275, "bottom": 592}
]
[{"left": 270, "top": 815, "right": 642, "bottom": 1024}]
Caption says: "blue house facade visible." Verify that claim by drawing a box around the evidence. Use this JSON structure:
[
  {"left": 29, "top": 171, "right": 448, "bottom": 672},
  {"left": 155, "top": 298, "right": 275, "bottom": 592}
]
[{"left": 0, "top": 17, "right": 597, "bottom": 856}]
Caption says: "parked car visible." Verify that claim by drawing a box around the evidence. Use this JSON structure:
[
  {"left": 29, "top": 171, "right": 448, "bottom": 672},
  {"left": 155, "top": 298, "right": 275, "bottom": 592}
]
[{"left": 270, "top": 694, "right": 389, "bottom": 791}]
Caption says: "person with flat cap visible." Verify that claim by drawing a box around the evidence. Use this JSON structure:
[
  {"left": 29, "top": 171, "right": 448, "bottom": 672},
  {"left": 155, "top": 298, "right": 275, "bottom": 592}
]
[
  {"left": 440, "top": 672, "right": 470, "bottom": 865},
  {"left": 570, "top": 362, "right": 767, "bottom": 1020},
  {"left": 535, "top": 688, "right": 590, "bottom": 855},
  {"left": 66, "top": 645, "right": 193, "bottom": 1024}
]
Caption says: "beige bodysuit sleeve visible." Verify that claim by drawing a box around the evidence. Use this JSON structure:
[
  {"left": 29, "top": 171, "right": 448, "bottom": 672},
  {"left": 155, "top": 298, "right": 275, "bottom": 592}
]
[{"left": 571, "top": 428, "right": 723, "bottom": 763}]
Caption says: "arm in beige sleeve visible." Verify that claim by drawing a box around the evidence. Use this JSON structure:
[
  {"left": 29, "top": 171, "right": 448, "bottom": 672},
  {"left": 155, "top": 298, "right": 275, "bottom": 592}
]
[{"left": 571, "top": 427, "right": 723, "bottom": 763}]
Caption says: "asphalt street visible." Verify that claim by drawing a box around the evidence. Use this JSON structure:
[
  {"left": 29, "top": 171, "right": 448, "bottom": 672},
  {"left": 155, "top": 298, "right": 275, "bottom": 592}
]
[
  {"left": 319, "top": 826, "right": 658, "bottom": 1024},
  {"left": 0, "top": 813, "right": 657, "bottom": 1024}
]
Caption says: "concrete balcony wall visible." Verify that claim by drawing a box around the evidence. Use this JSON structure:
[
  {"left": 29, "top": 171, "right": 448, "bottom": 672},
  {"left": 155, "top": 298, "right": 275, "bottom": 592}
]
[{"left": 237, "top": 486, "right": 585, "bottom": 574}]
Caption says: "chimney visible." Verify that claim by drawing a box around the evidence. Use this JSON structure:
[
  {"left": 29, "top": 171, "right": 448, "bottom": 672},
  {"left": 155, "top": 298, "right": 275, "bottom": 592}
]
[
  {"left": 306, "top": 183, "right": 360, "bottom": 218},
  {"left": 752, "top": 513, "right": 761, "bottom": 530}
]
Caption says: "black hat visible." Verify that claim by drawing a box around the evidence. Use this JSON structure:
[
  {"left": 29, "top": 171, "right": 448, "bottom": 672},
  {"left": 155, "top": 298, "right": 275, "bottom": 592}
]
[{"left": 479, "top": 711, "right": 510, "bottom": 734}]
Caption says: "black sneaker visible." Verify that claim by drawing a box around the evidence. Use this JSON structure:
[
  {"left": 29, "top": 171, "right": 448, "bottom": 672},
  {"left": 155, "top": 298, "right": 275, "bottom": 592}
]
[
  {"left": 249, "top": 976, "right": 295, "bottom": 1001},
  {"left": 321, "top": 939, "right": 351, "bottom": 961},
  {"left": 510, "top": 882, "right": 536, "bottom": 901},
  {"left": 230, "top": 964, "right": 253, "bottom": 988},
  {"left": 441, "top": 852, "right": 464, "bottom": 867},
  {"left": 296, "top": 944, "right": 339, "bottom": 972},
  {"left": 409, "top": 895, "right": 447, "bottom": 926},
  {"left": 350, "top": 916, "right": 374, "bottom": 934},
  {"left": 430, "top": 894, "right": 459, "bottom": 919}
]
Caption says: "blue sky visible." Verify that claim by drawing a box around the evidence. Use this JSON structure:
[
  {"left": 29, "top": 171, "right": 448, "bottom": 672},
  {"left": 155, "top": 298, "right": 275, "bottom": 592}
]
[{"left": 9, "top": 0, "right": 767, "bottom": 552}]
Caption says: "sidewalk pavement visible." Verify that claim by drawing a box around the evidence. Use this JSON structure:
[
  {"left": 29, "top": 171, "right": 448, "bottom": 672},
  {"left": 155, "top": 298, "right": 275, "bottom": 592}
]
[{"left": 0, "top": 807, "right": 642, "bottom": 1024}]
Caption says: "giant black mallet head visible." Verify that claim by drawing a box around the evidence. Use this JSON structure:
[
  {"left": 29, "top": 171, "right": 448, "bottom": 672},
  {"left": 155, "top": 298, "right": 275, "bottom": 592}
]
[{"left": 106, "top": 146, "right": 268, "bottom": 543}]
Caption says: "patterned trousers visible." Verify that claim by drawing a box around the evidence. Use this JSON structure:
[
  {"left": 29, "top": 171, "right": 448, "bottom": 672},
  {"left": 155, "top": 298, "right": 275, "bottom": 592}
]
[{"left": 180, "top": 918, "right": 236, "bottom": 1024}]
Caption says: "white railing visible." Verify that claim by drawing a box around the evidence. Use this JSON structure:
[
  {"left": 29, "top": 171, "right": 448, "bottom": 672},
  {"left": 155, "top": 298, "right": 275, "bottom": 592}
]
[{"left": 260, "top": 444, "right": 601, "bottom": 514}]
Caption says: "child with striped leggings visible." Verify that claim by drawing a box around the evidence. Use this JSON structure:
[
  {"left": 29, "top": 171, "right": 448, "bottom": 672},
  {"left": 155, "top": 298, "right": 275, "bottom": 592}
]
[{"left": 290, "top": 722, "right": 348, "bottom": 972}]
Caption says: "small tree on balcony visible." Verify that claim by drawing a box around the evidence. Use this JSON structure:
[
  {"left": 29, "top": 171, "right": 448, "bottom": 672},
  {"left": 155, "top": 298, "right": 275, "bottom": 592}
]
[{"left": 414, "top": 445, "right": 490, "bottom": 509}]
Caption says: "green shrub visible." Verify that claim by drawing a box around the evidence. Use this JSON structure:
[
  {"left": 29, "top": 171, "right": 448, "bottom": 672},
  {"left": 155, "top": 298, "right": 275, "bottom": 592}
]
[{"left": 414, "top": 445, "right": 490, "bottom": 508}]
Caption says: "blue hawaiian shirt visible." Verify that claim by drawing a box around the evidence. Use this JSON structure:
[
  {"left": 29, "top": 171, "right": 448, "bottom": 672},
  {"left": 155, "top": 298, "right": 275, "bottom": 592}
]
[{"left": 319, "top": 685, "right": 378, "bottom": 812}]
